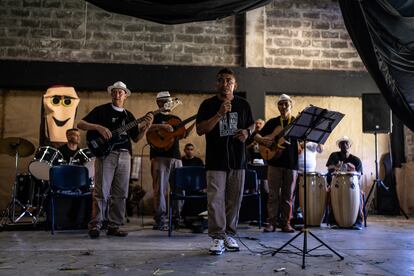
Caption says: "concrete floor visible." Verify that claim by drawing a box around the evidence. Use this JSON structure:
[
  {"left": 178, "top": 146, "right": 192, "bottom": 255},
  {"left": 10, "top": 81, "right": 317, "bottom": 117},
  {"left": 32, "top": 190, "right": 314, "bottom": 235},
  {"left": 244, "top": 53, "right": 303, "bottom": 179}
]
[{"left": 0, "top": 215, "right": 413, "bottom": 276}]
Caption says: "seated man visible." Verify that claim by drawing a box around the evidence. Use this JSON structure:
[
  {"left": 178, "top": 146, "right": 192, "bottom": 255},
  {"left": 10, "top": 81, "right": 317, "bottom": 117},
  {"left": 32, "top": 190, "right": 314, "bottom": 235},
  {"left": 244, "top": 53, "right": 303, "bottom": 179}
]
[
  {"left": 326, "top": 136, "right": 364, "bottom": 230},
  {"left": 246, "top": 119, "right": 265, "bottom": 165},
  {"left": 58, "top": 128, "right": 80, "bottom": 163},
  {"left": 181, "top": 143, "right": 204, "bottom": 167}
]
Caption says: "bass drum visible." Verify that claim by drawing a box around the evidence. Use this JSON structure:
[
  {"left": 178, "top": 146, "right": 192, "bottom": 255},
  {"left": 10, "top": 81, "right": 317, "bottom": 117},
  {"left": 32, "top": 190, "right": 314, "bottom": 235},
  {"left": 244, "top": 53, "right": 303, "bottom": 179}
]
[
  {"left": 330, "top": 172, "right": 360, "bottom": 228},
  {"left": 71, "top": 148, "right": 95, "bottom": 178},
  {"left": 299, "top": 172, "right": 327, "bottom": 226},
  {"left": 15, "top": 173, "right": 35, "bottom": 206},
  {"left": 29, "top": 146, "right": 63, "bottom": 181}
]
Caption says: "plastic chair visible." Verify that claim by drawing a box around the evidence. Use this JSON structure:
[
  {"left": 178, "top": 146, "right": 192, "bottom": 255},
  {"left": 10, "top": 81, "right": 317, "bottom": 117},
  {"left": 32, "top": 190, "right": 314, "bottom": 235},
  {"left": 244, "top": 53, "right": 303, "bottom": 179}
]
[
  {"left": 49, "top": 165, "right": 91, "bottom": 235},
  {"left": 242, "top": 169, "right": 262, "bottom": 228},
  {"left": 169, "top": 166, "right": 207, "bottom": 237}
]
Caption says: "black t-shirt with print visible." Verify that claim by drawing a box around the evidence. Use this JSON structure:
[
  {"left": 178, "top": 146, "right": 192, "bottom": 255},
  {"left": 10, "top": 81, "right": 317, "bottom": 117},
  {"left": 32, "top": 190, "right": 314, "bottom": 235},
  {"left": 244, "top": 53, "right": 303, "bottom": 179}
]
[
  {"left": 82, "top": 103, "right": 139, "bottom": 153},
  {"left": 149, "top": 113, "right": 181, "bottom": 160},
  {"left": 259, "top": 116, "right": 298, "bottom": 170},
  {"left": 196, "top": 95, "right": 254, "bottom": 171}
]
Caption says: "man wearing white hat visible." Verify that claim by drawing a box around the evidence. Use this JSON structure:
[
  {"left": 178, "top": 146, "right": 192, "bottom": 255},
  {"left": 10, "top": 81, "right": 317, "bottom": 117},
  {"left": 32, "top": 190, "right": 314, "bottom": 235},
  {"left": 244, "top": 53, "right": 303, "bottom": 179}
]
[
  {"left": 326, "top": 136, "right": 362, "bottom": 175},
  {"left": 326, "top": 135, "right": 363, "bottom": 230},
  {"left": 78, "top": 81, "right": 153, "bottom": 238},
  {"left": 147, "top": 91, "right": 195, "bottom": 231},
  {"left": 254, "top": 93, "right": 298, "bottom": 233}
]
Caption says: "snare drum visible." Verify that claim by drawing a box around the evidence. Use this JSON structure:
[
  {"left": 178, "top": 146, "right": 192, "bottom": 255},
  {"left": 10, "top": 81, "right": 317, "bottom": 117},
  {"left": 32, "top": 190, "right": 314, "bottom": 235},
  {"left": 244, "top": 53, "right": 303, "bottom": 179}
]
[
  {"left": 330, "top": 172, "right": 360, "bottom": 228},
  {"left": 299, "top": 172, "right": 327, "bottom": 226},
  {"left": 29, "top": 146, "right": 63, "bottom": 181},
  {"left": 71, "top": 148, "right": 95, "bottom": 178}
]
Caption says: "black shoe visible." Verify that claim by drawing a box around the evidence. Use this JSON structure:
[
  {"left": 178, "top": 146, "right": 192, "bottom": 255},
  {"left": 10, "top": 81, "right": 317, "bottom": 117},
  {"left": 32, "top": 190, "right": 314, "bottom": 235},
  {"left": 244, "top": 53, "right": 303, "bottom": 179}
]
[
  {"left": 107, "top": 227, "right": 128, "bottom": 237},
  {"left": 101, "top": 220, "right": 108, "bottom": 230},
  {"left": 174, "top": 218, "right": 186, "bottom": 229},
  {"left": 88, "top": 227, "right": 100, "bottom": 239}
]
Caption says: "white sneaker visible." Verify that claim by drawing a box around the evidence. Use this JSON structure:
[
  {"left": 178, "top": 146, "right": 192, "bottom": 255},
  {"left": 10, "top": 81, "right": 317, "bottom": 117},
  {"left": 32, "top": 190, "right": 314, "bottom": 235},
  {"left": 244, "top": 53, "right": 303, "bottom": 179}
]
[
  {"left": 224, "top": 236, "right": 240, "bottom": 252},
  {"left": 209, "top": 239, "right": 225, "bottom": 255}
]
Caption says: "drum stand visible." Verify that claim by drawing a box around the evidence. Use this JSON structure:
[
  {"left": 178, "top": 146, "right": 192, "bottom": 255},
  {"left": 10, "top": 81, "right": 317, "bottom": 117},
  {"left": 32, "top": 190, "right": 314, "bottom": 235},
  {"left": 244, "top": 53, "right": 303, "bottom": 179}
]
[
  {"left": 1, "top": 151, "right": 38, "bottom": 226},
  {"left": 271, "top": 106, "right": 344, "bottom": 268}
]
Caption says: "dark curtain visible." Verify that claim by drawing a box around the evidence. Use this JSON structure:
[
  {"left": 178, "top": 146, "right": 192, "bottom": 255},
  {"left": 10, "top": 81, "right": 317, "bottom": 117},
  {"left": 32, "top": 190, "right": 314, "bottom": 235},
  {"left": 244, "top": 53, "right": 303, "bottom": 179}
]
[
  {"left": 86, "top": 0, "right": 271, "bottom": 24},
  {"left": 391, "top": 114, "right": 406, "bottom": 167},
  {"left": 338, "top": 0, "right": 414, "bottom": 133}
]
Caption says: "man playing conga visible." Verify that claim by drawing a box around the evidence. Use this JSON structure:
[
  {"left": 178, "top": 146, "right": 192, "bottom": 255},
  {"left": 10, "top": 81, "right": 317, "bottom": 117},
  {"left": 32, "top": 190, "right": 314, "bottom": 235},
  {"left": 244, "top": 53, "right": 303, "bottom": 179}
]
[{"left": 326, "top": 136, "right": 364, "bottom": 230}]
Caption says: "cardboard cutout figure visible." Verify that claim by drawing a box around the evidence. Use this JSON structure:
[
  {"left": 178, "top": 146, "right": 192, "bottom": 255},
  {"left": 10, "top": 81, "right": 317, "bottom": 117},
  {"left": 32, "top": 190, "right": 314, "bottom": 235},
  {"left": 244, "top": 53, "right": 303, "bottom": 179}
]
[{"left": 43, "top": 86, "right": 80, "bottom": 143}]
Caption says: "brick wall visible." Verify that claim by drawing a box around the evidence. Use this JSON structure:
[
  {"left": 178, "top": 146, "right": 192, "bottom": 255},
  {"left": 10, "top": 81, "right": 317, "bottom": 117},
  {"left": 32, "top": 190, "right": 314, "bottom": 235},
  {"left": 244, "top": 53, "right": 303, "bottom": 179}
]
[
  {"left": 0, "top": 0, "right": 363, "bottom": 71},
  {"left": 265, "top": 0, "right": 363, "bottom": 70},
  {"left": 0, "top": 0, "right": 242, "bottom": 65}
]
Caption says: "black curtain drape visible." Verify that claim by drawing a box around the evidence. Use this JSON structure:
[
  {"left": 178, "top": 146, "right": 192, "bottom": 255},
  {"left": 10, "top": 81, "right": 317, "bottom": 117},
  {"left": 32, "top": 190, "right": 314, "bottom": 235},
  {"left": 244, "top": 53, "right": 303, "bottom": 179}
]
[
  {"left": 86, "top": 0, "right": 271, "bottom": 24},
  {"left": 338, "top": 0, "right": 414, "bottom": 133}
]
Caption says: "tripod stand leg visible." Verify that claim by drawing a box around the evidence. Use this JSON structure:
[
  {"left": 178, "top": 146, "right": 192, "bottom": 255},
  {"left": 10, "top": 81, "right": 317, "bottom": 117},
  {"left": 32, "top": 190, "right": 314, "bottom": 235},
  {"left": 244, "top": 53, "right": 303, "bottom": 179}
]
[
  {"left": 271, "top": 231, "right": 303, "bottom": 256},
  {"left": 400, "top": 207, "right": 409, "bottom": 220},
  {"left": 302, "top": 229, "right": 307, "bottom": 269},
  {"left": 308, "top": 231, "right": 344, "bottom": 260}
]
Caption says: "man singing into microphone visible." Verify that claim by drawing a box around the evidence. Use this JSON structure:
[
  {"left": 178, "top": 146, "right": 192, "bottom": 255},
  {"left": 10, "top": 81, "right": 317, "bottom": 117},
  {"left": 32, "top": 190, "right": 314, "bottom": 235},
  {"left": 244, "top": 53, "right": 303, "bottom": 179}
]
[{"left": 196, "top": 68, "right": 254, "bottom": 255}]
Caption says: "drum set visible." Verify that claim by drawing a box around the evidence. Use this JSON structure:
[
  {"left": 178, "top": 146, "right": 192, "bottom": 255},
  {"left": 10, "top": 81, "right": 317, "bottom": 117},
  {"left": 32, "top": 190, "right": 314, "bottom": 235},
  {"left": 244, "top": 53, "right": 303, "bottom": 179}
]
[
  {"left": 299, "top": 171, "right": 362, "bottom": 228},
  {"left": 0, "top": 137, "right": 95, "bottom": 226},
  {"left": 28, "top": 146, "right": 95, "bottom": 181}
]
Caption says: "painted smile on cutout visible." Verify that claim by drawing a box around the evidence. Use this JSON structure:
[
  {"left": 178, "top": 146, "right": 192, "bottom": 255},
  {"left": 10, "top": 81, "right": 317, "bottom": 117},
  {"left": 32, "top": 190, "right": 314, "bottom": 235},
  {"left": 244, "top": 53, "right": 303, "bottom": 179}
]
[{"left": 53, "top": 117, "right": 70, "bottom": 127}]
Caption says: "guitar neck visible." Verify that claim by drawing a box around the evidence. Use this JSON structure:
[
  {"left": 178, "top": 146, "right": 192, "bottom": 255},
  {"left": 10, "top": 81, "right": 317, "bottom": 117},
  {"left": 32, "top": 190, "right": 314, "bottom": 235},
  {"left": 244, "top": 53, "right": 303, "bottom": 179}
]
[
  {"left": 113, "top": 109, "right": 161, "bottom": 135},
  {"left": 173, "top": 115, "right": 197, "bottom": 130}
]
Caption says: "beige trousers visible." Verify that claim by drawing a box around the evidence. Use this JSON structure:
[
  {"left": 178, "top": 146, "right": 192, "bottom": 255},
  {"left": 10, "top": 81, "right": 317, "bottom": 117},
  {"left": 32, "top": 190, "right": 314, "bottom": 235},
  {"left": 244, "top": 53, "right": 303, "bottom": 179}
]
[{"left": 207, "top": 169, "right": 245, "bottom": 239}]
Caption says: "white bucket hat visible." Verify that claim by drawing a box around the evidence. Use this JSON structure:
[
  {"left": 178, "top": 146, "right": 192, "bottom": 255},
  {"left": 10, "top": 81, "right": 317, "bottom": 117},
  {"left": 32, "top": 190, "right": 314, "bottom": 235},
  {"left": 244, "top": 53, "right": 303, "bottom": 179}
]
[
  {"left": 278, "top": 93, "right": 293, "bottom": 104},
  {"left": 336, "top": 136, "right": 353, "bottom": 147},
  {"left": 107, "top": 81, "right": 131, "bottom": 96},
  {"left": 156, "top": 91, "right": 172, "bottom": 100}
]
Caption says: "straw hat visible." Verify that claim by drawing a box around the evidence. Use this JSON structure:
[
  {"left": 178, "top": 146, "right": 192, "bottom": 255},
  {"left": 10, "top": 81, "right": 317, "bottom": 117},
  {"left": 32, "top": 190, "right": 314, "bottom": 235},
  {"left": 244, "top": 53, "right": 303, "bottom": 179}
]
[
  {"left": 278, "top": 93, "right": 293, "bottom": 104},
  {"left": 107, "top": 81, "right": 131, "bottom": 96},
  {"left": 156, "top": 91, "right": 172, "bottom": 100},
  {"left": 336, "top": 136, "right": 353, "bottom": 147}
]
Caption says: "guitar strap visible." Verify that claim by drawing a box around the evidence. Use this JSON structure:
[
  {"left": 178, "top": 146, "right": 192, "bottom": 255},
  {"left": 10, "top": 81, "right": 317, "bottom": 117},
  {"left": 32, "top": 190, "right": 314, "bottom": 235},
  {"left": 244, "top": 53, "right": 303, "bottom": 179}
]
[{"left": 280, "top": 116, "right": 292, "bottom": 128}]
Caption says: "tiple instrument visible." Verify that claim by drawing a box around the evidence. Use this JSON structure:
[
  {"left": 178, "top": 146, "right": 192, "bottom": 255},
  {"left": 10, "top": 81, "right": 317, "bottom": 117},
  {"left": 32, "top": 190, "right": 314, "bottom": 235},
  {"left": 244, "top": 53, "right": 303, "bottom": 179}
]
[{"left": 146, "top": 114, "right": 196, "bottom": 151}]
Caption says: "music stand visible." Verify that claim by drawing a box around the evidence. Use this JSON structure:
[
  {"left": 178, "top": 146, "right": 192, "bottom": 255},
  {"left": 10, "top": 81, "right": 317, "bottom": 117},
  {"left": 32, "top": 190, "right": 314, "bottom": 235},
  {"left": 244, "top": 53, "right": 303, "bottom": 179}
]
[{"left": 271, "top": 106, "right": 345, "bottom": 268}]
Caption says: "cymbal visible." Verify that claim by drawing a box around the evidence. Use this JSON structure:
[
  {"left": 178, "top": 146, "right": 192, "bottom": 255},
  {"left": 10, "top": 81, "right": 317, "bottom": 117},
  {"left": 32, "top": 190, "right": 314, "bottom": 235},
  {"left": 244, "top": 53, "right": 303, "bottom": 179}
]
[{"left": 0, "top": 137, "right": 35, "bottom": 158}]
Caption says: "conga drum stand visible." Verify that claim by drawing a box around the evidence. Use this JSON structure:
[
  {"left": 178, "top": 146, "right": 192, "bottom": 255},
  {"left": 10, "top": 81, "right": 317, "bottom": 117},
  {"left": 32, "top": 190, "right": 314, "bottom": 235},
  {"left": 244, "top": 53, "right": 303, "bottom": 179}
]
[{"left": 271, "top": 106, "right": 345, "bottom": 268}]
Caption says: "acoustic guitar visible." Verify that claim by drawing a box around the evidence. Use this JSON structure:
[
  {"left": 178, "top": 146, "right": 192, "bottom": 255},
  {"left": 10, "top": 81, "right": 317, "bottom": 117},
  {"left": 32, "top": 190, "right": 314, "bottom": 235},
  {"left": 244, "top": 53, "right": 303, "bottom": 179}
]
[
  {"left": 258, "top": 124, "right": 292, "bottom": 161},
  {"left": 146, "top": 114, "right": 197, "bottom": 151},
  {"left": 87, "top": 99, "right": 181, "bottom": 157}
]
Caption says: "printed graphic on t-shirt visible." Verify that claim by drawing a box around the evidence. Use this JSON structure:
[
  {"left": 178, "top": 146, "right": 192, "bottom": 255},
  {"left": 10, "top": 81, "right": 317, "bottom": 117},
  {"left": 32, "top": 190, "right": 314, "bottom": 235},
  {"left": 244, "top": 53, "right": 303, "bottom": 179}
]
[
  {"left": 113, "top": 115, "right": 128, "bottom": 136},
  {"left": 219, "top": 112, "right": 238, "bottom": 136}
]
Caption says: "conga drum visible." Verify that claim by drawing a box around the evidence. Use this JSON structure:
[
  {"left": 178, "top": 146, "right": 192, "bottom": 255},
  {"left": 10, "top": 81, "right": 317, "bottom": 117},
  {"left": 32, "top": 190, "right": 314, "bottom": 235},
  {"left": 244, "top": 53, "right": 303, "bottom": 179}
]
[
  {"left": 330, "top": 172, "right": 360, "bottom": 227},
  {"left": 299, "top": 172, "right": 327, "bottom": 226}
]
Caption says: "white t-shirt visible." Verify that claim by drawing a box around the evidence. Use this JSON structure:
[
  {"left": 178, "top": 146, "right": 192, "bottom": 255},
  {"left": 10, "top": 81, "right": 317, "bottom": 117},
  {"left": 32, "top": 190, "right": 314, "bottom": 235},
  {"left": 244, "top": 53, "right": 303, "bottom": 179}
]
[{"left": 298, "top": 142, "right": 319, "bottom": 172}]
